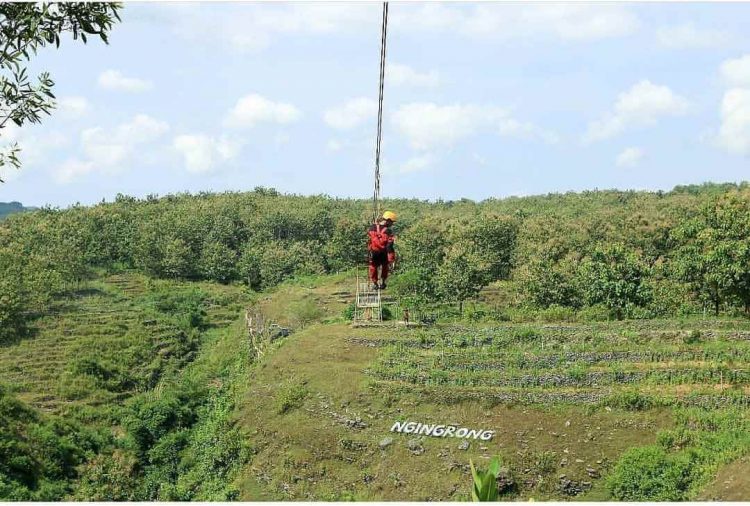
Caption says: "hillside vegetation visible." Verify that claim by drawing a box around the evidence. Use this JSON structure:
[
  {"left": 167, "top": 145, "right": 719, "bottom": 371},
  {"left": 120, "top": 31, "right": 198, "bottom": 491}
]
[{"left": 3, "top": 182, "right": 750, "bottom": 500}]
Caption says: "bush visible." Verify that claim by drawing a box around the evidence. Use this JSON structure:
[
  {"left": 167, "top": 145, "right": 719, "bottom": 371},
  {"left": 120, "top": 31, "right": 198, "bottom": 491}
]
[
  {"left": 576, "top": 303, "right": 613, "bottom": 322},
  {"left": 0, "top": 384, "right": 94, "bottom": 500},
  {"left": 0, "top": 283, "right": 26, "bottom": 342},
  {"left": 199, "top": 242, "right": 238, "bottom": 283},
  {"left": 534, "top": 450, "right": 557, "bottom": 475},
  {"left": 524, "top": 256, "right": 582, "bottom": 309},
  {"left": 607, "top": 446, "right": 697, "bottom": 501},
  {"left": 603, "top": 390, "right": 657, "bottom": 411},
  {"left": 342, "top": 302, "right": 355, "bottom": 321},
  {"left": 536, "top": 304, "right": 576, "bottom": 322},
  {"left": 682, "top": 329, "right": 702, "bottom": 345},
  {"left": 381, "top": 305, "right": 393, "bottom": 321},
  {"left": 73, "top": 450, "right": 141, "bottom": 501}
]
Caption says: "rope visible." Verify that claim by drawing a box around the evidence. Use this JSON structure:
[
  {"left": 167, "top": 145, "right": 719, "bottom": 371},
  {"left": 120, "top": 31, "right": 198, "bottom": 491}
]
[{"left": 372, "top": 1, "right": 388, "bottom": 223}]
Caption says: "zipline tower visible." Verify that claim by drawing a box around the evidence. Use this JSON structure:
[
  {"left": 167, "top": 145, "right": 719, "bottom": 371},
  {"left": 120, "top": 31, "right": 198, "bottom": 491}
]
[{"left": 354, "top": 1, "right": 389, "bottom": 326}]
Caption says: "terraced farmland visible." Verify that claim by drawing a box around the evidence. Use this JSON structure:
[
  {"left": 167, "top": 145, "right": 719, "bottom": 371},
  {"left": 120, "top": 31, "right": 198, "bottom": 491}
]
[
  {"left": 0, "top": 272, "right": 247, "bottom": 414},
  {"left": 362, "top": 321, "right": 750, "bottom": 409}
]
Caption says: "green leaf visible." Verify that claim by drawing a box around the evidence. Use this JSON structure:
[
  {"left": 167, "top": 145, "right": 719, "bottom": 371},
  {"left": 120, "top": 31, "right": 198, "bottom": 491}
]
[
  {"left": 488, "top": 456, "right": 500, "bottom": 477},
  {"left": 469, "top": 459, "right": 482, "bottom": 490}
]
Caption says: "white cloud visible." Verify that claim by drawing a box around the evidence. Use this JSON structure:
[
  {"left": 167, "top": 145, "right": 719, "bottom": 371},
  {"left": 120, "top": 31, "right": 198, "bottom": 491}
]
[
  {"left": 584, "top": 80, "right": 689, "bottom": 142},
  {"left": 386, "top": 63, "right": 439, "bottom": 88},
  {"left": 382, "top": 153, "right": 439, "bottom": 175},
  {"left": 1, "top": 124, "right": 71, "bottom": 180},
  {"left": 56, "top": 159, "right": 95, "bottom": 183},
  {"left": 715, "top": 88, "right": 750, "bottom": 155},
  {"left": 20, "top": 131, "right": 70, "bottom": 166},
  {"left": 54, "top": 114, "right": 169, "bottom": 182},
  {"left": 81, "top": 114, "right": 169, "bottom": 168},
  {"left": 392, "top": 102, "right": 556, "bottom": 151},
  {"left": 173, "top": 134, "right": 243, "bottom": 173},
  {"left": 98, "top": 70, "right": 153, "bottom": 92},
  {"left": 393, "top": 103, "right": 492, "bottom": 150},
  {"left": 656, "top": 23, "right": 730, "bottom": 49},
  {"left": 159, "top": 3, "right": 637, "bottom": 54},
  {"left": 57, "top": 96, "right": 90, "bottom": 119},
  {"left": 720, "top": 54, "right": 750, "bottom": 87},
  {"left": 616, "top": 147, "right": 645, "bottom": 167},
  {"left": 166, "top": 3, "right": 378, "bottom": 53},
  {"left": 323, "top": 98, "right": 377, "bottom": 130},
  {"left": 392, "top": 3, "right": 639, "bottom": 42},
  {"left": 223, "top": 94, "right": 301, "bottom": 129}
]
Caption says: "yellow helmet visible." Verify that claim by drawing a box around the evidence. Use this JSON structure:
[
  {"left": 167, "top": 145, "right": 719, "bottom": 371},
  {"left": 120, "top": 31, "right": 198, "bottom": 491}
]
[{"left": 382, "top": 210, "right": 397, "bottom": 222}]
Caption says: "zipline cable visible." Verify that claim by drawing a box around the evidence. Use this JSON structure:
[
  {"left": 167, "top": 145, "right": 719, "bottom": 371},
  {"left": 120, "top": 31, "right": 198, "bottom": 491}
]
[{"left": 372, "top": 1, "right": 388, "bottom": 223}]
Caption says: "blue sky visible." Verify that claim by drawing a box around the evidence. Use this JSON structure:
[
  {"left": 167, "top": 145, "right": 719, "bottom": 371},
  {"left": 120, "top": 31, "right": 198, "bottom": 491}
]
[{"left": 1, "top": 1, "right": 750, "bottom": 207}]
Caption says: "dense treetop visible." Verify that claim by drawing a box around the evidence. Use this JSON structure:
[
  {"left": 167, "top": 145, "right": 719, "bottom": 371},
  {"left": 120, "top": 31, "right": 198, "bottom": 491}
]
[{"left": 3, "top": 182, "right": 750, "bottom": 340}]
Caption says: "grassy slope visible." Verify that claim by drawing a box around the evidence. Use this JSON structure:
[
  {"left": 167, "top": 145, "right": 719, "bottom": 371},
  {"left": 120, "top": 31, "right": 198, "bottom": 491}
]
[
  {"left": 4, "top": 270, "right": 750, "bottom": 500},
  {"left": 0, "top": 272, "right": 246, "bottom": 413},
  {"left": 236, "top": 323, "right": 672, "bottom": 500},
  {"left": 233, "top": 276, "right": 680, "bottom": 501}
]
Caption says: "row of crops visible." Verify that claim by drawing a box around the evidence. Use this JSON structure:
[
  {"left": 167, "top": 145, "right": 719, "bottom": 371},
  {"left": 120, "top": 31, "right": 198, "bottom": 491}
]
[
  {"left": 358, "top": 322, "right": 750, "bottom": 407},
  {"left": 349, "top": 323, "right": 750, "bottom": 350}
]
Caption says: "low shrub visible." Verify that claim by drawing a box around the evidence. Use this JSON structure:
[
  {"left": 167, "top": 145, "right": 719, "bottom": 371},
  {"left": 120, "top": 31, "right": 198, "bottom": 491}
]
[
  {"left": 342, "top": 302, "right": 355, "bottom": 321},
  {"left": 607, "top": 446, "right": 698, "bottom": 501},
  {"left": 576, "top": 304, "right": 613, "bottom": 322},
  {"left": 534, "top": 450, "right": 557, "bottom": 475},
  {"left": 603, "top": 390, "right": 658, "bottom": 411},
  {"left": 536, "top": 304, "right": 576, "bottom": 322},
  {"left": 682, "top": 329, "right": 702, "bottom": 345}
]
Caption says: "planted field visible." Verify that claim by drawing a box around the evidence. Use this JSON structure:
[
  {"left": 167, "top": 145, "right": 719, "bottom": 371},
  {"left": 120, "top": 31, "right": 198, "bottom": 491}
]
[{"left": 363, "top": 322, "right": 750, "bottom": 408}]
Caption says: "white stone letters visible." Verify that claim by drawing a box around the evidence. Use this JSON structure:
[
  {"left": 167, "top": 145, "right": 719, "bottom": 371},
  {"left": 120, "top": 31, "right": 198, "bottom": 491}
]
[{"left": 390, "top": 420, "right": 494, "bottom": 440}]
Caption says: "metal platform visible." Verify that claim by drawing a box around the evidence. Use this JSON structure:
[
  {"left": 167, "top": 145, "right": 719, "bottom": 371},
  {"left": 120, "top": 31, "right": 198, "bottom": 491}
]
[{"left": 354, "top": 272, "right": 382, "bottom": 322}]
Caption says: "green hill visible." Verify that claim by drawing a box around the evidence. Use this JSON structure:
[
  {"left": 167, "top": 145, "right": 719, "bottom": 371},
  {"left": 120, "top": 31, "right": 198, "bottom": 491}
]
[
  {"left": 3, "top": 183, "right": 750, "bottom": 500},
  {"left": 0, "top": 201, "right": 31, "bottom": 219}
]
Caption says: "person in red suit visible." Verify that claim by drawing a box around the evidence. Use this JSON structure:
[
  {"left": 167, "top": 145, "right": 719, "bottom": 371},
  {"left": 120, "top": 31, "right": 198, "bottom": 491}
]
[{"left": 367, "top": 210, "right": 397, "bottom": 290}]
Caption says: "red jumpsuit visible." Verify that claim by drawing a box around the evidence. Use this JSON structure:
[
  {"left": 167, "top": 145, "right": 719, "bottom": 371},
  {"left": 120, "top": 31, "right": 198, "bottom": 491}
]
[{"left": 367, "top": 221, "right": 396, "bottom": 285}]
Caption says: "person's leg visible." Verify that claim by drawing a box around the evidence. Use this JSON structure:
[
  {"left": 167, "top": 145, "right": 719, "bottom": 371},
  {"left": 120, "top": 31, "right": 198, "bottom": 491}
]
[
  {"left": 368, "top": 253, "right": 378, "bottom": 286},
  {"left": 367, "top": 255, "right": 378, "bottom": 283},
  {"left": 380, "top": 260, "right": 389, "bottom": 286}
]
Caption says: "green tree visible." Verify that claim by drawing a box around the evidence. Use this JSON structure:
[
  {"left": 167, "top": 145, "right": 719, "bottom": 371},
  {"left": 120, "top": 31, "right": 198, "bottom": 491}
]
[
  {"left": 1, "top": 3, "right": 122, "bottom": 179},
  {"left": 458, "top": 214, "right": 519, "bottom": 282},
  {"left": 325, "top": 217, "right": 365, "bottom": 271},
  {"left": 672, "top": 192, "right": 750, "bottom": 314},
  {"left": 199, "top": 242, "right": 237, "bottom": 284},
  {"left": 237, "top": 244, "right": 262, "bottom": 290},
  {"left": 436, "top": 243, "right": 488, "bottom": 313},
  {"left": 162, "top": 238, "right": 192, "bottom": 279},
  {"left": 524, "top": 253, "right": 583, "bottom": 308},
  {"left": 580, "top": 244, "right": 652, "bottom": 319},
  {"left": 0, "top": 278, "right": 24, "bottom": 341},
  {"left": 397, "top": 217, "right": 446, "bottom": 301}
]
